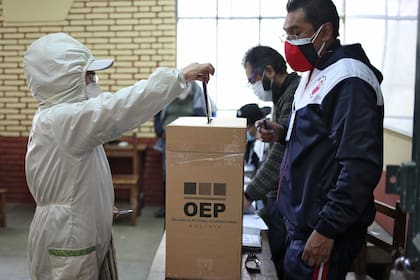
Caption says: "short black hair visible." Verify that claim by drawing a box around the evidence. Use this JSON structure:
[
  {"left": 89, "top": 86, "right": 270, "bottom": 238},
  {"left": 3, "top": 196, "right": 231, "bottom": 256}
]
[
  {"left": 242, "top": 45, "right": 287, "bottom": 75},
  {"left": 286, "top": 0, "right": 339, "bottom": 38}
]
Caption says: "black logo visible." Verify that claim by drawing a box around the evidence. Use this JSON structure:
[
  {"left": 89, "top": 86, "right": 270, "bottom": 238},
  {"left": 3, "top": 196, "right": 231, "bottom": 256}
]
[{"left": 183, "top": 182, "right": 226, "bottom": 218}]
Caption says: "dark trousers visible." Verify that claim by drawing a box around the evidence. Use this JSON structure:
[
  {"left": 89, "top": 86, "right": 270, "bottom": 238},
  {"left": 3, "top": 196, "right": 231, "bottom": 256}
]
[
  {"left": 263, "top": 196, "right": 287, "bottom": 279},
  {"left": 282, "top": 225, "right": 366, "bottom": 280}
]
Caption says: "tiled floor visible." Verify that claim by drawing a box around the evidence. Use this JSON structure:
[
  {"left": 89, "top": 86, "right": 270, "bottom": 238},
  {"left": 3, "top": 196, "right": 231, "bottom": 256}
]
[
  {"left": 0, "top": 203, "right": 164, "bottom": 280},
  {"left": 0, "top": 203, "right": 394, "bottom": 280}
]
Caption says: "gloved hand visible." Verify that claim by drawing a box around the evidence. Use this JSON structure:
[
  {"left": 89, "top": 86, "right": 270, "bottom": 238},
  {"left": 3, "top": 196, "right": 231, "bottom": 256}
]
[{"left": 180, "top": 63, "right": 215, "bottom": 83}]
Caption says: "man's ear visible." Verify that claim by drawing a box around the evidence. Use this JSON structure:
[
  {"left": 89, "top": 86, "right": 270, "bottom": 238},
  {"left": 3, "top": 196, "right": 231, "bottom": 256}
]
[
  {"left": 264, "top": 65, "right": 276, "bottom": 79},
  {"left": 320, "top": 22, "right": 334, "bottom": 42}
]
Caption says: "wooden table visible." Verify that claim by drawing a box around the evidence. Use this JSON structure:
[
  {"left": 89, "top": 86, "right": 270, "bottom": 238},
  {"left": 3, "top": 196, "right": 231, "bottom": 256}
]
[
  {"left": 104, "top": 143, "right": 147, "bottom": 225},
  {"left": 147, "top": 231, "right": 278, "bottom": 280}
]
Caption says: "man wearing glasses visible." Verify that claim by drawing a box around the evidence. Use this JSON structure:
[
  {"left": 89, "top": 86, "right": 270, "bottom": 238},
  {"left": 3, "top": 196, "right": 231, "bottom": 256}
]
[
  {"left": 242, "top": 45, "right": 300, "bottom": 278},
  {"left": 260, "top": 0, "right": 384, "bottom": 278}
]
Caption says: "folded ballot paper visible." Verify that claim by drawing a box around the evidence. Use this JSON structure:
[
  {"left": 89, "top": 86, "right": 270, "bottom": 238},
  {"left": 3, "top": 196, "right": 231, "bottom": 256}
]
[{"left": 202, "top": 81, "right": 212, "bottom": 124}]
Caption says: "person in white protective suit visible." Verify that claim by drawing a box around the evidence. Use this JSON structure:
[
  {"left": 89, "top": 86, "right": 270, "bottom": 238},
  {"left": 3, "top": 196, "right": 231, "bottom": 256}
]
[{"left": 23, "top": 32, "right": 215, "bottom": 280}]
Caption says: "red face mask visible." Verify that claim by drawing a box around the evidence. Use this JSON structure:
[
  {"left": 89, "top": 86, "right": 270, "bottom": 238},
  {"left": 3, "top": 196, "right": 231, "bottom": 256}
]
[{"left": 284, "top": 25, "right": 325, "bottom": 72}]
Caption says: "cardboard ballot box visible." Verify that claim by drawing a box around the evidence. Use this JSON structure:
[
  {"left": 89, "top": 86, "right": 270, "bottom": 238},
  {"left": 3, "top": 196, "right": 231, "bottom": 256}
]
[{"left": 165, "top": 117, "right": 246, "bottom": 280}]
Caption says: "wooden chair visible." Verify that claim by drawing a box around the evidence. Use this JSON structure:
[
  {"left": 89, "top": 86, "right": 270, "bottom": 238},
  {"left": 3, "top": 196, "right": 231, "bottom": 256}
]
[
  {"left": 0, "top": 188, "right": 7, "bottom": 227},
  {"left": 105, "top": 134, "right": 140, "bottom": 226},
  {"left": 354, "top": 200, "right": 407, "bottom": 278}
]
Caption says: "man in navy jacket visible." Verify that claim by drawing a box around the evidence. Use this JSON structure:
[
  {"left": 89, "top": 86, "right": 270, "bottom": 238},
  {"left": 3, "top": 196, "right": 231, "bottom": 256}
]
[{"left": 260, "top": 0, "right": 384, "bottom": 278}]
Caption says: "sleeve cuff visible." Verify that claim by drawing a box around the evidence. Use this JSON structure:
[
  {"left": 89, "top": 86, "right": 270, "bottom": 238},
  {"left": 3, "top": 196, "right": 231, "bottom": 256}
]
[
  {"left": 277, "top": 125, "right": 288, "bottom": 145},
  {"left": 244, "top": 191, "right": 253, "bottom": 202},
  {"left": 176, "top": 68, "right": 189, "bottom": 89},
  {"left": 316, "top": 219, "right": 337, "bottom": 239}
]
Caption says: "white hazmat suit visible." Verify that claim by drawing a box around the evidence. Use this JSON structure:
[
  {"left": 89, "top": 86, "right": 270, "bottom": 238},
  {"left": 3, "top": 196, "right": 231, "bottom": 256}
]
[{"left": 23, "top": 33, "right": 189, "bottom": 279}]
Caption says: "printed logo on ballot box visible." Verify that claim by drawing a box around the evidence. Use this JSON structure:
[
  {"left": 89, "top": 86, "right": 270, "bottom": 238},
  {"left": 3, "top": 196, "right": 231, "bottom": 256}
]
[
  {"left": 170, "top": 181, "right": 238, "bottom": 228},
  {"left": 183, "top": 182, "right": 226, "bottom": 218}
]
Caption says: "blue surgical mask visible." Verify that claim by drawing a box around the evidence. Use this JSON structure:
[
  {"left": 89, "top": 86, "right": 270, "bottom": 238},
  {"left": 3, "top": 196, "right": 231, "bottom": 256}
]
[{"left": 246, "top": 131, "right": 256, "bottom": 142}]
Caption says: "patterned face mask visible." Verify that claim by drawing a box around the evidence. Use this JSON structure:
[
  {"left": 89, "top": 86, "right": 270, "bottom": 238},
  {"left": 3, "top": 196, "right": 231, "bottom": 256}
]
[{"left": 284, "top": 24, "right": 326, "bottom": 72}]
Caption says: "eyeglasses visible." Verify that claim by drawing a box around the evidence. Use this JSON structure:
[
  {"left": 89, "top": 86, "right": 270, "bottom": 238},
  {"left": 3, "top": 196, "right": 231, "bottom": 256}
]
[
  {"left": 247, "top": 70, "right": 259, "bottom": 84},
  {"left": 86, "top": 71, "right": 99, "bottom": 85},
  {"left": 280, "top": 24, "right": 324, "bottom": 43},
  {"left": 280, "top": 30, "right": 312, "bottom": 42}
]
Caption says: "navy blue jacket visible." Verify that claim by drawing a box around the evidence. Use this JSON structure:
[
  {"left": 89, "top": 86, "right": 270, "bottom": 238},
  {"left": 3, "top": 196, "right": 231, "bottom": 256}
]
[{"left": 278, "top": 40, "right": 384, "bottom": 240}]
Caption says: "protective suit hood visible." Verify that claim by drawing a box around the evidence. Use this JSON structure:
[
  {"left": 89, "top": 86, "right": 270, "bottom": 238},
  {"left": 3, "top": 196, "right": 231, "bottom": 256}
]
[{"left": 23, "top": 32, "right": 112, "bottom": 108}]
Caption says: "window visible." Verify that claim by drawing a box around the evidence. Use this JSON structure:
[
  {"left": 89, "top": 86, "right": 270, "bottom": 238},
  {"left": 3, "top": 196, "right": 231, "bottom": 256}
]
[
  {"left": 177, "top": 0, "right": 418, "bottom": 134},
  {"left": 177, "top": 0, "right": 294, "bottom": 117}
]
